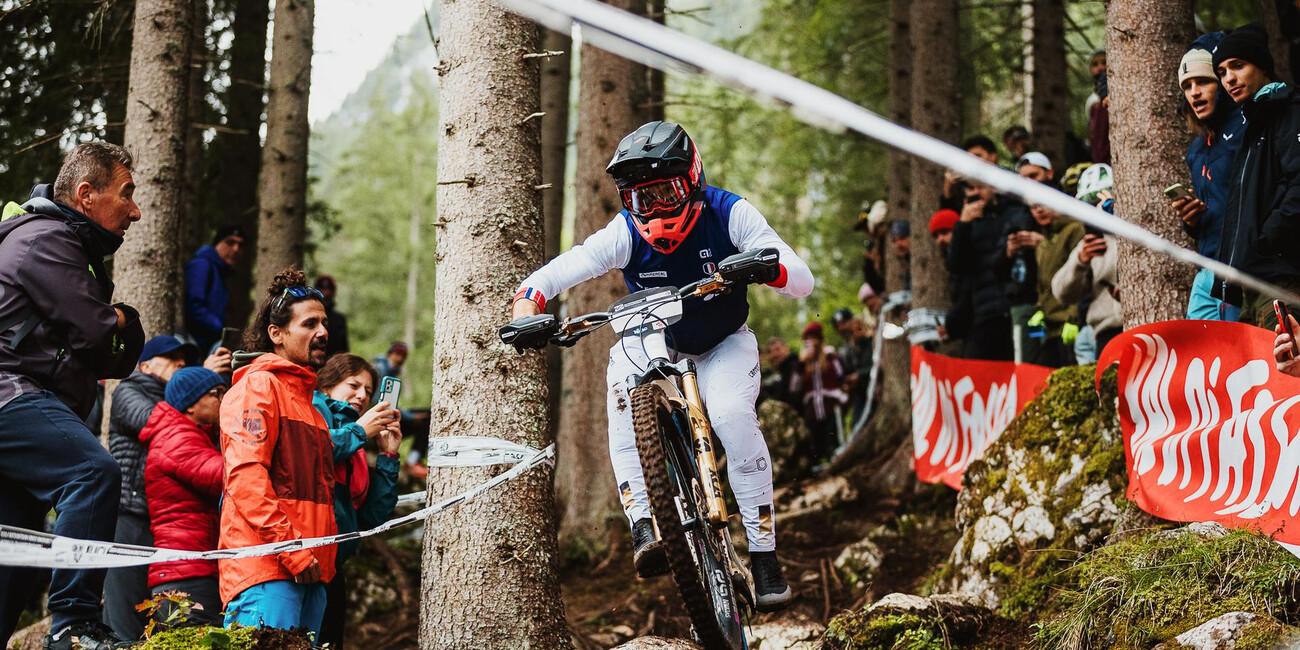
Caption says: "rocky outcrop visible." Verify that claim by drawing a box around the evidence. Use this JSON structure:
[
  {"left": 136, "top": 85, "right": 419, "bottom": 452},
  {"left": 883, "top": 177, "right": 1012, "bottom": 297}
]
[
  {"left": 823, "top": 592, "right": 1016, "bottom": 649},
  {"left": 1157, "top": 612, "right": 1300, "bottom": 650},
  {"left": 939, "top": 365, "right": 1126, "bottom": 613},
  {"left": 833, "top": 537, "right": 884, "bottom": 591},
  {"left": 611, "top": 636, "right": 703, "bottom": 650},
  {"left": 748, "top": 613, "right": 825, "bottom": 650}
]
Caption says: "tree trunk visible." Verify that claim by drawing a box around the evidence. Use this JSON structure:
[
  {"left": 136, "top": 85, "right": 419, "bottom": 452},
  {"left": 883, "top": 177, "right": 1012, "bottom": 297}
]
[
  {"left": 1026, "top": 0, "right": 1067, "bottom": 170},
  {"left": 1261, "top": 0, "right": 1295, "bottom": 87},
  {"left": 419, "top": 2, "right": 570, "bottom": 649},
  {"left": 829, "top": 0, "right": 913, "bottom": 475},
  {"left": 644, "top": 0, "right": 666, "bottom": 122},
  {"left": 117, "top": 0, "right": 195, "bottom": 337},
  {"left": 179, "top": 0, "right": 209, "bottom": 329},
  {"left": 554, "top": 0, "right": 650, "bottom": 558},
  {"left": 909, "top": 0, "right": 959, "bottom": 314},
  {"left": 1106, "top": 0, "right": 1195, "bottom": 327},
  {"left": 404, "top": 184, "right": 422, "bottom": 348},
  {"left": 255, "top": 0, "right": 312, "bottom": 290},
  {"left": 217, "top": 0, "right": 270, "bottom": 327},
  {"left": 540, "top": 28, "right": 570, "bottom": 442}
]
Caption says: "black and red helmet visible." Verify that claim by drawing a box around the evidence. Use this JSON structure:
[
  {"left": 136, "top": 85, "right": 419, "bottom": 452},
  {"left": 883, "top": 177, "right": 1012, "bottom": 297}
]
[{"left": 606, "top": 121, "right": 706, "bottom": 254}]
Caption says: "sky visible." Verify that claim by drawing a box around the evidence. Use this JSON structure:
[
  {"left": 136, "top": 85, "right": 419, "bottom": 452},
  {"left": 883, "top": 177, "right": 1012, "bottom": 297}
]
[{"left": 309, "top": 0, "right": 430, "bottom": 123}]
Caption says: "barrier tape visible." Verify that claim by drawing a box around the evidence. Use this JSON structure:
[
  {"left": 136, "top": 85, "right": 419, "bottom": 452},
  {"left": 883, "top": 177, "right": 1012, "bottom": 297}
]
[
  {"left": 0, "top": 440, "right": 554, "bottom": 569},
  {"left": 492, "top": 0, "right": 1300, "bottom": 307},
  {"left": 395, "top": 437, "right": 546, "bottom": 506}
]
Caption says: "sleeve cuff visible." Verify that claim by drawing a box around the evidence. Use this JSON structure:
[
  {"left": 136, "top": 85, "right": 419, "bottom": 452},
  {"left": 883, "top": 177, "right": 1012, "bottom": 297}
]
[
  {"left": 766, "top": 264, "right": 789, "bottom": 289},
  {"left": 513, "top": 287, "right": 546, "bottom": 312}
]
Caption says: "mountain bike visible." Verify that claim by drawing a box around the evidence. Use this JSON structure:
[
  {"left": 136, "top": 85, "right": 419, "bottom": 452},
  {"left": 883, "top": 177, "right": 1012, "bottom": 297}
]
[{"left": 499, "top": 247, "right": 780, "bottom": 650}]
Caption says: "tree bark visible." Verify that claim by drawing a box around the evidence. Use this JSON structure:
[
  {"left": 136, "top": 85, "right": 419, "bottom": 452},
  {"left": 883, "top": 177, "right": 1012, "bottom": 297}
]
[
  {"left": 217, "top": 0, "right": 270, "bottom": 327},
  {"left": 1261, "top": 0, "right": 1295, "bottom": 87},
  {"left": 179, "top": 0, "right": 209, "bottom": 329},
  {"left": 1106, "top": 0, "right": 1196, "bottom": 327},
  {"left": 554, "top": 0, "right": 650, "bottom": 558},
  {"left": 117, "top": 0, "right": 195, "bottom": 337},
  {"left": 829, "top": 0, "right": 913, "bottom": 475},
  {"left": 1025, "top": 0, "right": 1067, "bottom": 170},
  {"left": 419, "top": 2, "right": 570, "bottom": 649},
  {"left": 540, "top": 28, "right": 570, "bottom": 442},
  {"left": 255, "top": 0, "right": 312, "bottom": 290}
]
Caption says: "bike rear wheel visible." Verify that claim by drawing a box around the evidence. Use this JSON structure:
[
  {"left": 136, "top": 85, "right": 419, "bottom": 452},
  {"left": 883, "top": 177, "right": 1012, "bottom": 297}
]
[{"left": 631, "top": 383, "right": 745, "bottom": 650}]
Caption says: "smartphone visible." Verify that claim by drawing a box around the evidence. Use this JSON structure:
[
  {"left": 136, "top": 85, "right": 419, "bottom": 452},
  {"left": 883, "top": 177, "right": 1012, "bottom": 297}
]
[
  {"left": 220, "top": 327, "right": 242, "bottom": 352},
  {"left": 1276, "top": 300, "right": 1300, "bottom": 358},
  {"left": 376, "top": 376, "right": 402, "bottom": 409},
  {"left": 1164, "top": 183, "right": 1193, "bottom": 201}
]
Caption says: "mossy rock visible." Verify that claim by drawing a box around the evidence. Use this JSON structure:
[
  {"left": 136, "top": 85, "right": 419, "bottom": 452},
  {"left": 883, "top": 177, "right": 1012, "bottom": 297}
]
[
  {"left": 1036, "top": 525, "right": 1300, "bottom": 649},
  {"left": 822, "top": 593, "right": 1022, "bottom": 649},
  {"left": 135, "top": 625, "right": 257, "bottom": 650},
  {"left": 940, "top": 365, "right": 1127, "bottom": 615}
]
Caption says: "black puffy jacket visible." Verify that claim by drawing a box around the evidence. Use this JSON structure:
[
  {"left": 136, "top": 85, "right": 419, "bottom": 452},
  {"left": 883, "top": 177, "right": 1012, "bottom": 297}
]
[
  {"left": 946, "top": 195, "right": 1036, "bottom": 328},
  {"left": 109, "top": 371, "right": 166, "bottom": 518},
  {"left": 1215, "top": 83, "right": 1300, "bottom": 302}
]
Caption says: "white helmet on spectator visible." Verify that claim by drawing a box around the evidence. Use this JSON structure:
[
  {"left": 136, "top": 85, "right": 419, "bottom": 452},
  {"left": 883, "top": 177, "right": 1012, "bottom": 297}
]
[{"left": 1075, "top": 163, "right": 1113, "bottom": 204}]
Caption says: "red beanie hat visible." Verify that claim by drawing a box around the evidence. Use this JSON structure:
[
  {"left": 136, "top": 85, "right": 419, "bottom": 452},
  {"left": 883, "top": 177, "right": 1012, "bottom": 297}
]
[
  {"left": 929, "top": 209, "right": 960, "bottom": 235},
  {"left": 802, "top": 321, "right": 824, "bottom": 338}
]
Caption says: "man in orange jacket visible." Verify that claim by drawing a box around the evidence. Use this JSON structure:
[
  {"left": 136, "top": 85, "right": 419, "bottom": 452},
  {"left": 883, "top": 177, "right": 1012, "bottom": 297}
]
[{"left": 218, "top": 269, "right": 335, "bottom": 638}]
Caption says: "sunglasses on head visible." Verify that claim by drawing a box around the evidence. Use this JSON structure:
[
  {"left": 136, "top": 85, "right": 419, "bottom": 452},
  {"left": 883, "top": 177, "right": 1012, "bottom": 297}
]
[{"left": 272, "top": 285, "right": 324, "bottom": 313}]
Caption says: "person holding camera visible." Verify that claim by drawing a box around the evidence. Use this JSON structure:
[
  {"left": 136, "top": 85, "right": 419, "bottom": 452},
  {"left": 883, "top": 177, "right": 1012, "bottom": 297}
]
[{"left": 0, "top": 142, "right": 147, "bottom": 650}]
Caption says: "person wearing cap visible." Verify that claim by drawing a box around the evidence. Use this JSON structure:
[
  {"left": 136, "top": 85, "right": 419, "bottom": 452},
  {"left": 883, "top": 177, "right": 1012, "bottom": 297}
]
[
  {"left": 790, "top": 322, "right": 846, "bottom": 462},
  {"left": 373, "top": 340, "right": 408, "bottom": 379},
  {"left": 139, "top": 367, "right": 228, "bottom": 629},
  {"left": 1174, "top": 32, "right": 1247, "bottom": 322},
  {"left": 831, "top": 308, "right": 872, "bottom": 425},
  {"left": 1003, "top": 126, "right": 1032, "bottom": 160},
  {"left": 1213, "top": 22, "right": 1300, "bottom": 327},
  {"left": 101, "top": 335, "right": 194, "bottom": 639},
  {"left": 1015, "top": 152, "right": 1054, "bottom": 185},
  {"left": 185, "top": 224, "right": 246, "bottom": 350},
  {"left": 929, "top": 209, "right": 959, "bottom": 258}
]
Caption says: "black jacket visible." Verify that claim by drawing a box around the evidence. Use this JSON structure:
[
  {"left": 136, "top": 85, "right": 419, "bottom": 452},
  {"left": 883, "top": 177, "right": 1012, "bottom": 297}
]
[
  {"left": 108, "top": 371, "right": 166, "bottom": 518},
  {"left": 0, "top": 194, "right": 145, "bottom": 418},
  {"left": 946, "top": 196, "right": 1035, "bottom": 329},
  {"left": 1216, "top": 83, "right": 1300, "bottom": 302}
]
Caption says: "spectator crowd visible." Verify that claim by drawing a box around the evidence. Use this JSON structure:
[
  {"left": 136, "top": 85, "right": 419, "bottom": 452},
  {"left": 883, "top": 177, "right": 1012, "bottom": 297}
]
[
  {"left": 762, "top": 22, "right": 1294, "bottom": 466},
  {"left": 0, "top": 144, "right": 422, "bottom": 650}
]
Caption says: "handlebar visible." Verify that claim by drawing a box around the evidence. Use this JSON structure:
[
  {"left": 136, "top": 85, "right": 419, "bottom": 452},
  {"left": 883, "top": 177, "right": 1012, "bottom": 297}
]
[{"left": 498, "top": 247, "right": 780, "bottom": 352}]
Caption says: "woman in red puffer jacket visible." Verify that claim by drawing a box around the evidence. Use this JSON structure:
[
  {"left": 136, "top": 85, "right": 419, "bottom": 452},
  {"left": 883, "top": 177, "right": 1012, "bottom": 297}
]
[{"left": 140, "top": 367, "right": 227, "bottom": 628}]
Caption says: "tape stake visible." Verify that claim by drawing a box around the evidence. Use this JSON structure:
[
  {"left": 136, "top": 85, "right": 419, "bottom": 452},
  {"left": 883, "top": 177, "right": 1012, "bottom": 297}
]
[{"left": 0, "top": 442, "right": 555, "bottom": 569}]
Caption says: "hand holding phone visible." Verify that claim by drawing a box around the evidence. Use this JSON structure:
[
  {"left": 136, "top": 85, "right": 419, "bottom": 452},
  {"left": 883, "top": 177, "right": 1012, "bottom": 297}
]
[
  {"left": 1273, "top": 302, "right": 1300, "bottom": 378},
  {"left": 376, "top": 376, "right": 402, "bottom": 410},
  {"left": 1164, "top": 183, "right": 1193, "bottom": 201}
]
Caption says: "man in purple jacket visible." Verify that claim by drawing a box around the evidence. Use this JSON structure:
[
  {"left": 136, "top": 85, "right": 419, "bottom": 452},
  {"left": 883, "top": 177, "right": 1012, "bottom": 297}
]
[{"left": 0, "top": 142, "right": 146, "bottom": 650}]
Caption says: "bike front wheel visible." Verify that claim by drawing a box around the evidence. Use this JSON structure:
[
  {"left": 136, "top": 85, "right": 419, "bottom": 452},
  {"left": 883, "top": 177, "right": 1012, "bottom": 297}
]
[{"left": 631, "top": 382, "right": 746, "bottom": 650}]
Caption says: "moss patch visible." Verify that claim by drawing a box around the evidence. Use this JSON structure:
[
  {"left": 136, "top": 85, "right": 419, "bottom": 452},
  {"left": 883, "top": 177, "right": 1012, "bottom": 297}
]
[
  {"left": 136, "top": 626, "right": 257, "bottom": 650},
  {"left": 1035, "top": 527, "right": 1300, "bottom": 649}
]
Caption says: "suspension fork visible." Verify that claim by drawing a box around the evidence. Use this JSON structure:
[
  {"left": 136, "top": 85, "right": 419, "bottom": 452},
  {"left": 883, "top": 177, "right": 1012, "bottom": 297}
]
[{"left": 680, "top": 362, "right": 729, "bottom": 528}]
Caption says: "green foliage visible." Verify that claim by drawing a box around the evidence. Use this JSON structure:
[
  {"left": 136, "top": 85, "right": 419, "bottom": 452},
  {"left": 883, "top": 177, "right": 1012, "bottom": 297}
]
[
  {"left": 825, "top": 612, "right": 938, "bottom": 650},
  {"left": 309, "top": 64, "right": 439, "bottom": 408},
  {"left": 134, "top": 590, "right": 201, "bottom": 639},
  {"left": 1035, "top": 528, "right": 1300, "bottom": 649},
  {"left": 137, "top": 625, "right": 257, "bottom": 650}
]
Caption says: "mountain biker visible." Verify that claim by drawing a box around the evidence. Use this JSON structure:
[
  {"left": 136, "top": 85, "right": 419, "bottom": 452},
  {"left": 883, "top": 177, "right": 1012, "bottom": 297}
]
[{"left": 510, "top": 121, "right": 813, "bottom": 612}]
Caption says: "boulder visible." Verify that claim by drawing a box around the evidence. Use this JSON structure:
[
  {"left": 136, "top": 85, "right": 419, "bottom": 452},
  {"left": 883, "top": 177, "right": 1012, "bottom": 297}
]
[
  {"left": 611, "top": 636, "right": 703, "bottom": 650},
  {"left": 823, "top": 592, "right": 1006, "bottom": 650},
  {"left": 1158, "top": 612, "right": 1300, "bottom": 650},
  {"left": 940, "top": 365, "right": 1127, "bottom": 613},
  {"left": 758, "top": 399, "right": 813, "bottom": 482},
  {"left": 833, "top": 538, "right": 884, "bottom": 590},
  {"left": 775, "top": 475, "right": 859, "bottom": 520},
  {"left": 7, "top": 616, "right": 49, "bottom": 650},
  {"left": 747, "top": 612, "right": 825, "bottom": 650}
]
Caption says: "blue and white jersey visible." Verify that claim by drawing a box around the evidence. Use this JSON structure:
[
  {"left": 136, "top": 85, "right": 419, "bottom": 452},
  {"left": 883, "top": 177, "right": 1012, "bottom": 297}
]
[{"left": 518, "top": 186, "right": 814, "bottom": 354}]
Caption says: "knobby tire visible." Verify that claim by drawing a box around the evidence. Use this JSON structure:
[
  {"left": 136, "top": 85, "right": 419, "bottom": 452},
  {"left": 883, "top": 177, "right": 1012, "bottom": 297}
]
[{"left": 631, "top": 383, "right": 743, "bottom": 650}]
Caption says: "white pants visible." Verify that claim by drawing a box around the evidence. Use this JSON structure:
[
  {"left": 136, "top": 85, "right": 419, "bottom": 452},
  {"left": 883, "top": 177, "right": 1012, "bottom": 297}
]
[{"left": 607, "top": 327, "right": 776, "bottom": 551}]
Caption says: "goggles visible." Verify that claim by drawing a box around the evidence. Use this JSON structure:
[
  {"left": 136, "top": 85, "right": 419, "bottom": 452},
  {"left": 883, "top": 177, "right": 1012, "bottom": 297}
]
[
  {"left": 272, "top": 285, "right": 324, "bottom": 313},
  {"left": 620, "top": 177, "right": 690, "bottom": 218}
]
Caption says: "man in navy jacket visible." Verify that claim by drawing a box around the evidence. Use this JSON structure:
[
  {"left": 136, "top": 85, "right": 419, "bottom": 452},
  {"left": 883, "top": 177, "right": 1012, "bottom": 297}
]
[{"left": 184, "top": 225, "right": 245, "bottom": 350}]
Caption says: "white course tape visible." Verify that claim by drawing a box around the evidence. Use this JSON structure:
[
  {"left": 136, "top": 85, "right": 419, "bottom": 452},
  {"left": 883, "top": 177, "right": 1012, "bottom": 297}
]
[
  {"left": 394, "top": 437, "right": 545, "bottom": 506},
  {"left": 492, "top": 0, "right": 1300, "bottom": 307},
  {"left": 0, "top": 442, "right": 554, "bottom": 569}
]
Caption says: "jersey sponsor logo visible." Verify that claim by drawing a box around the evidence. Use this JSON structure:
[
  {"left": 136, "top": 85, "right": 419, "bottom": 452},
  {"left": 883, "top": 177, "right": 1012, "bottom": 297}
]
[
  {"left": 638, "top": 271, "right": 669, "bottom": 279},
  {"left": 699, "top": 248, "right": 713, "bottom": 259},
  {"left": 703, "top": 262, "right": 717, "bottom": 275}
]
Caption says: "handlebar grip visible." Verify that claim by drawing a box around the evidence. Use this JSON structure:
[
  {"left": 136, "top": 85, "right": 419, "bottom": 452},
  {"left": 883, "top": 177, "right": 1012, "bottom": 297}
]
[{"left": 498, "top": 314, "right": 559, "bottom": 351}]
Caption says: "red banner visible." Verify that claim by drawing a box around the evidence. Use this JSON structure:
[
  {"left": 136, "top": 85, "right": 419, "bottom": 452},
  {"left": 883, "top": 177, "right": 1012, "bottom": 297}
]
[
  {"left": 1099, "top": 320, "right": 1300, "bottom": 544},
  {"left": 911, "top": 347, "right": 1054, "bottom": 489}
]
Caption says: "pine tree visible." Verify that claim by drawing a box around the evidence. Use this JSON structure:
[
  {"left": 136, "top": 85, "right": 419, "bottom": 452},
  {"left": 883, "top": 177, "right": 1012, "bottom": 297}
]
[
  {"left": 116, "top": 0, "right": 196, "bottom": 336},
  {"left": 418, "top": 1, "right": 570, "bottom": 647},
  {"left": 1106, "top": 0, "right": 1196, "bottom": 327},
  {"left": 555, "top": 0, "right": 653, "bottom": 558},
  {"left": 540, "top": 28, "right": 571, "bottom": 439},
  {"left": 255, "top": 0, "right": 313, "bottom": 290},
  {"left": 1025, "top": 0, "right": 1067, "bottom": 169}
]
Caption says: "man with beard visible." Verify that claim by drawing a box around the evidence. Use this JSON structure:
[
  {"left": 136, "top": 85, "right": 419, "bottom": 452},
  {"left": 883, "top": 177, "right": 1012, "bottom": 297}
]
[{"left": 218, "top": 268, "right": 335, "bottom": 637}]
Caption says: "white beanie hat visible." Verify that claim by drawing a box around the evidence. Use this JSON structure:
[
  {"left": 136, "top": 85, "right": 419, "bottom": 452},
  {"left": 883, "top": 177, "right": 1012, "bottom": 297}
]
[{"left": 1179, "top": 48, "right": 1215, "bottom": 85}]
